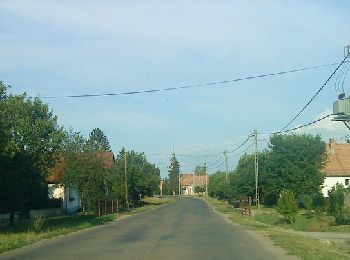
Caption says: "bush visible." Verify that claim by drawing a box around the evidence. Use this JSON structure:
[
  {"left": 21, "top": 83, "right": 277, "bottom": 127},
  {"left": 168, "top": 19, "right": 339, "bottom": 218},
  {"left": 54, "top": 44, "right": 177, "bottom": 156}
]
[
  {"left": 303, "top": 195, "right": 313, "bottom": 214},
  {"left": 31, "top": 215, "right": 45, "bottom": 233},
  {"left": 328, "top": 184, "right": 345, "bottom": 220},
  {"left": 276, "top": 190, "right": 298, "bottom": 223},
  {"left": 313, "top": 192, "right": 326, "bottom": 215}
]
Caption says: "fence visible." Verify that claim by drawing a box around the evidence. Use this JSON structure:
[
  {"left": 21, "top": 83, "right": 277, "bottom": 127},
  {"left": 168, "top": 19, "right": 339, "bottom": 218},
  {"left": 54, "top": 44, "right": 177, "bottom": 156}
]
[
  {"left": 239, "top": 196, "right": 252, "bottom": 216},
  {"left": 96, "top": 199, "right": 120, "bottom": 218}
]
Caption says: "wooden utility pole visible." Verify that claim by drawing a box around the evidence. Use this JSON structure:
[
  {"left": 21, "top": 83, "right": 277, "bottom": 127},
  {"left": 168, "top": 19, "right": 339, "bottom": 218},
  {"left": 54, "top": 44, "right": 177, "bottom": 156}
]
[
  {"left": 124, "top": 150, "right": 129, "bottom": 210},
  {"left": 160, "top": 180, "right": 163, "bottom": 197},
  {"left": 223, "top": 150, "right": 229, "bottom": 181},
  {"left": 254, "top": 129, "right": 259, "bottom": 210},
  {"left": 205, "top": 163, "right": 208, "bottom": 196}
]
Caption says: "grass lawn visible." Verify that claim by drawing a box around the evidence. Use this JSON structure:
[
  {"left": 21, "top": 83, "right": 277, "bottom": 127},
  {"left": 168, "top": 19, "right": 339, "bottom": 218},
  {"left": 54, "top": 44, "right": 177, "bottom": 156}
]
[
  {"left": 204, "top": 196, "right": 350, "bottom": 260},
  {"left": 0, "top": 196, "right": 172, "bottom": 254}
]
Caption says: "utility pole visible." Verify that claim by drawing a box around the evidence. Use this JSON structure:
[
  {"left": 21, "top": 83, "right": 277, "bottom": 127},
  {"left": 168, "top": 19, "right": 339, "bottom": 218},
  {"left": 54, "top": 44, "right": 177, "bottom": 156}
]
[
  {"left": 178, "top": 172, "right": 181, "bottom": 196},
  {"left": 254, "top": 129, "right": 259, "bottom": 210},
  {"left": 223, "top": 150, "right": 229, "bottom": 181},
  {"left": 205, "top": 163, "right": 208, "bottom": 196},
  {"left": 124, "top": 149, "right": 129, "bottom": 210},
  {"left": 160, "top": 180, "right": 163, "bottom": 197}
]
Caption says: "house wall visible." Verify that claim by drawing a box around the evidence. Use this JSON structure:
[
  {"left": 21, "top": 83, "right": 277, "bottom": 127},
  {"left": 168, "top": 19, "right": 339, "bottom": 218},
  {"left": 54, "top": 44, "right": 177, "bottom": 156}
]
[
  {"left": 48, "top": 184, "right": 81, "bottom": 214},
  {"left": 322, "top": 177, "right": 350, "bottom": 197},
  {"left": 182, "top": 185, "right": 193, "bottom": 195}
]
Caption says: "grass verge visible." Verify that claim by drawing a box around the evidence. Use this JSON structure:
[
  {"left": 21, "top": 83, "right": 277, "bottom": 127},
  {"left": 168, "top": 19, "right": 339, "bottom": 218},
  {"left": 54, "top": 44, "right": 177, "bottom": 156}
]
[
  {"left": 0, "top": 196, "right": 172, "bottom": 254},
  {"left": 203, "top": 196, "right": 350, "bottom": 260}
]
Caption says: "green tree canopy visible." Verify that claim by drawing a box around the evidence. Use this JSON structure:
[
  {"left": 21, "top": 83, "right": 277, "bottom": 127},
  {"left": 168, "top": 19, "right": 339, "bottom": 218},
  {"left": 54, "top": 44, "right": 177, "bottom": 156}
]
[
  {"left": 263, "top": 134, "right": 326, "bottom": 204},
  {"left": 109, "top": 149, "right": 161, "bottom": 207},
  {"left": 208, "top": 171, "right": 230, "bottom": 199},
  {"left": 87, "top": 128, "right": 111, "bottom": 151},
  {"left": 194, "top": 165, "right": 206, "bottom": 175},
  {"left": 228, "top": 134, "right": 327, "bottom": 206},
  {"left": 168, "top": 153, "right": 180, "bottom": 195},
  {"left": 0, "top": 83, "right": 64, "bottom": 223}
]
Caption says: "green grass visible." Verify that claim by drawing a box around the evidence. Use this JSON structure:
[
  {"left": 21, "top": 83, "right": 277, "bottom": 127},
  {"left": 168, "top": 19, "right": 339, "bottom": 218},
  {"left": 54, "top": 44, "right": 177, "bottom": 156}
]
[
  {"left": 0, "top": 197, "right": 172, "bottom": 254},
  {"left": 0, "top": 214, "right": 116, "bottom": 254},
  {"left": 204, "top": 197, "right": 350, "bottom": 259}
]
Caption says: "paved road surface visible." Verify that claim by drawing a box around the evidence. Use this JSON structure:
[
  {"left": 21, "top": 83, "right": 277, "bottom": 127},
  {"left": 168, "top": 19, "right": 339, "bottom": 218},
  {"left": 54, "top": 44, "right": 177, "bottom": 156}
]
[{"left": 0, "top": 197, "right": 295, "bottom": 260}]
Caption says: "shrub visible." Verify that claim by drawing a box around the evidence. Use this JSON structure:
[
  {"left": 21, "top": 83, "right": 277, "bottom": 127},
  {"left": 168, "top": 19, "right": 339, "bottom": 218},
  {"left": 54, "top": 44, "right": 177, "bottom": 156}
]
[
  {"left": 276, "top": 190, "right": 298, "bottom": 223},
  {"left": 312, "top": 192, "right": 326, "bottom": 215},
  {"left": 303, "top": 195, "right": 313, "bottom": 214},
  {"left": 328, "top": 184, "right": 345, "bottom": 220},
  {"left": 31, "top": 215, "right": 45, "bottom": 233}
]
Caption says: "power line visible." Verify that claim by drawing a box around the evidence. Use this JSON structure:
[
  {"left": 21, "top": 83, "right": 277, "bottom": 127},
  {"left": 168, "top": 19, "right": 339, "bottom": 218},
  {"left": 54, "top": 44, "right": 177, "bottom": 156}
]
[
  {"left": 228, "top": 142, "right": 255, "bottom": 159},
  {"left": 208, "top": 161, "right": 225, "bottom": 170},
  {"left": 262, "top": 113, "right": 335, "bottom": 135},
  {"left": 18, "top": 62, "right": 338, "bottom": 99},
  {"left": 227, "top": 135, "right": 253, "bottom": 153},
  {"left": 209, "top": 153, "right": 224, "bottom": 168},
  {"left": 281, "top": 53, "right": 350, "bottom": 131}
]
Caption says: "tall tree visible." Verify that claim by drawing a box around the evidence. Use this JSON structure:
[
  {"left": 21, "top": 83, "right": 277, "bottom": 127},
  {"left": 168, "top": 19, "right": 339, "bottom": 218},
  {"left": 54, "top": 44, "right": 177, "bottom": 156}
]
[
  {"left": 229, "top": 134, "right": 326, "bottom": 206},
  {"left": 0, "top": 83, "right": 64, "bottom": 223},
  {"left": 168, "top": 153, "right": 180, "bottom": 195},
  {"left": 87, "top": 128, "right": 111, "bottom": 151},
  {"left": 61, "top": 130, "right": 110, "bottom": 212},
  {"left": 263, "top": 134, "right": 326, "bottom": 204},
  {"left": 194, "top": 165, "right": 206, "bottom": 175},
  {"left": 208, "top": 171, "right": 230, "bottom": 199}
]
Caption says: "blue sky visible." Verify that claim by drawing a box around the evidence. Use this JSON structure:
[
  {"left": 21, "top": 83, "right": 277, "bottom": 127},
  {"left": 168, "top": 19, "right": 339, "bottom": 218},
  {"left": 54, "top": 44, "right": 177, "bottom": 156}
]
[{"left": 1, "top": 1, "right": 350, "bottom": 177}]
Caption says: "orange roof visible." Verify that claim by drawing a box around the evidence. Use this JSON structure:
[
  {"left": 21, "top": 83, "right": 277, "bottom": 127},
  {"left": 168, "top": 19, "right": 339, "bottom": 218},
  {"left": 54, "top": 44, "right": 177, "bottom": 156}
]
[
  {"left": 48, "top": 152, "right": 115, "bottom": 183},
  {"left": 180, "top": 173, "right": 208, "bottom": 187},
  {"left": 322, "top": 139, "right": 350, "bottom": 177}
]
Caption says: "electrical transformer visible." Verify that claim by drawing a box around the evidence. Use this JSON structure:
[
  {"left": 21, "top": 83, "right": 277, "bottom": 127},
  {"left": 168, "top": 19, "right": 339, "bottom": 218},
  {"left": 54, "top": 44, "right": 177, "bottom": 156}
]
[{"left": 333, "top": 97, "right": 350, "bottom": 116}]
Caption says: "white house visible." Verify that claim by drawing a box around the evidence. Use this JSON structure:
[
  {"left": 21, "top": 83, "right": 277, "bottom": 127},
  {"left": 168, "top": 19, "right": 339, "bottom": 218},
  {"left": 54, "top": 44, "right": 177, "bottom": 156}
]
[
  {"left": 321, "top": 139, "right": 350, "bottom": 197},
  {"left": 48, "top": 183, "right": 81, "bottom": 214}
]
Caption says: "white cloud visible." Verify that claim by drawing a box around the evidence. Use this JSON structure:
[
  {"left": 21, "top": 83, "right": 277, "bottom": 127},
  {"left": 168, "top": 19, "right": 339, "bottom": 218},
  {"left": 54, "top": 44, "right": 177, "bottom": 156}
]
[{"left": 293, "top": 108, "right": 349, "bottom": 140}]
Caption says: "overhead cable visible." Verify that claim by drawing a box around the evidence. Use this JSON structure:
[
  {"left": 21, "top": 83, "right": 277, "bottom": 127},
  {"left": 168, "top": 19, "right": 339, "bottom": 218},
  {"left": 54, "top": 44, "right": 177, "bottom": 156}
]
[
  {"left": 227, "top": 135, "right": 253, "bottom": 153},
  {"left": 20, "top": 62, "right": 339, "bottom": 99},
  {"left": 280, "top": 53, "right": 350, "bottom": 131},
  {"left": 262, "top": 113, "right": 334, "bottom": 135}
]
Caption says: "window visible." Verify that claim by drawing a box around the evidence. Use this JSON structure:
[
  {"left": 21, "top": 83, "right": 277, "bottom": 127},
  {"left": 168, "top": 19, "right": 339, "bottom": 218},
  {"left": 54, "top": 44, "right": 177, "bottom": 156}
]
[{"left": 345, "top": 179, "right": 349, "bottom": 186}]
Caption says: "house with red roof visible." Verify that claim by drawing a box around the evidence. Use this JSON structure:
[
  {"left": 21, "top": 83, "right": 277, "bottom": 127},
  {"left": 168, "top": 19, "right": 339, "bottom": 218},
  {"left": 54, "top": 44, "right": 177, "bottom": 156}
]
[
  {"left": 321, "top": 139, "right": 350, "bottom": 197},
  {"left": 180, "top": 173, "right": 208, "bottom": 195},
  {"left": 48, "top": 152, "right": 115, "bottom": 213}
]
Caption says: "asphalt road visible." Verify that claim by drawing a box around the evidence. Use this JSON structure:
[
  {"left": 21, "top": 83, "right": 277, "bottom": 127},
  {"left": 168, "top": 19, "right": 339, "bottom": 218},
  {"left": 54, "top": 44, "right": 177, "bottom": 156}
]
[{"left": 1, "top": 197, "right": 295, "bottom": 260}]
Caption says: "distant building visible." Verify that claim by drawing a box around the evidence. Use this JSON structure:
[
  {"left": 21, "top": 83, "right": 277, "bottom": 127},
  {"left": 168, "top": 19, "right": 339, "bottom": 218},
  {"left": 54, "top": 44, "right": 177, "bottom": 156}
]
[
  {"left": 322, "top": 139, "right": 350, "bottom": 197},
  {"left": 180, "top": 173, "right": 208, "bottom": 195}
]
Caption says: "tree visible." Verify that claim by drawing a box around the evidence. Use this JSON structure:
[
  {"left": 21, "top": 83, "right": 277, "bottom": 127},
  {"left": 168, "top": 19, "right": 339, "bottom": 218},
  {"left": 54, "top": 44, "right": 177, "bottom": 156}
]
[
  {"left": 162, "top": 177, "right": 171, "bottom": 195},
  {"left": 168, "top": 153, "right": 180, "bottom": 195},
  {"left": 87, "top": 128, "right": 111, "bottom": 151},
  {"left": 61, "top": 131, "right": 110, "bottom": 212},
  {"left": 0, "top": 83, "right": 64, "bottom": 224},
  {"left": 263, "top": 134, "right": 326, "bottom": 204},
  {"left": 229, "top": 134, "right": 326, "bottom": 206},
  {"left": 231, "top": 154, "right": 256, "bottom": 199},
  {"left": 276, "top": 190, "right": 298, "bottom": 223},
  {"left": 194, "top": 165, "right": 206, "bottom": 175},
  {"left": 328, "top": 184, "right": 346, "bottom": 220},
  {"left": 302, "top": 194, "right": 313, "bottom": 214},
  {"left": 208, "top": 171, "right": 230, "bottom": 199},
  {"left": 312, "top": 192, "right": 326, "bottom": 215},
  {"left": 109, "top": 149, "right": 161, "bottom": 207}
]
